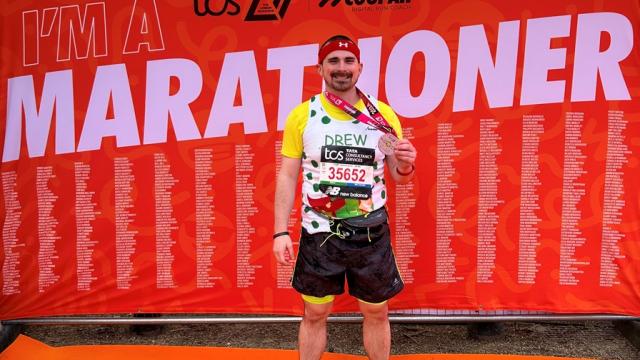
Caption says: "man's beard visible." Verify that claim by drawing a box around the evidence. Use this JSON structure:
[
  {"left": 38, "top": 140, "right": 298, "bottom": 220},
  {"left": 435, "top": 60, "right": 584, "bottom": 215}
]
[{"left": 328, "top": 71, "right": 355, "bottom": 91}]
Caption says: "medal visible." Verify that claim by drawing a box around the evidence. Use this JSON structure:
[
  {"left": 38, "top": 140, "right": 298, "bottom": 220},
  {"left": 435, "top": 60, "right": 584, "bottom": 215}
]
[
  {"left": 324, "top": 89, "right": 400, "bottom": 156},
  {"left": 378, "top": 133, "right": 398, "bottom": 155}
]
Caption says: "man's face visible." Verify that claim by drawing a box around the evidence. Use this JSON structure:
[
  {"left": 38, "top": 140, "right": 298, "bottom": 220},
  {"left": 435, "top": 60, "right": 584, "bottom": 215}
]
[{"left": 318, "top": 49, "right": 363, "bottom": 93}]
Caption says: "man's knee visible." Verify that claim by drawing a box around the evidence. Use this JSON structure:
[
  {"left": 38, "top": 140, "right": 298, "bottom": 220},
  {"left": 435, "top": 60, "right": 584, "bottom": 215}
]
[
  {"left": 303, "top": 301, "right": 333, "bottom": 323},
  {"left": 359, "top": 301, "right": 389, "bottom": 322}
]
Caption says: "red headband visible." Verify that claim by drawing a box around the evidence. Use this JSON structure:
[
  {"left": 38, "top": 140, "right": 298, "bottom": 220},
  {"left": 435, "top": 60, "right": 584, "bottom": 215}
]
[{"left": 318, "top": 39, "right": 360, "bottom": 64}]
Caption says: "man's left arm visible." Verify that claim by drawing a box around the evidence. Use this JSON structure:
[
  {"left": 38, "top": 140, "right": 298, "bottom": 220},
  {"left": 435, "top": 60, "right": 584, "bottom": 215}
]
[
  {"left": 378, "top": 102, "right": 417, "bottom": 184},
  {"left": 386, "top": 140, "right": 417, "bottom": 184}
]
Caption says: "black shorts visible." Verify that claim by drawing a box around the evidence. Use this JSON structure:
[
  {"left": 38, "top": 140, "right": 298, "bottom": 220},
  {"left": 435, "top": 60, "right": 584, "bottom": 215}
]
[{"left": 291, "top": 222, "right": 404, "bottom": 304}]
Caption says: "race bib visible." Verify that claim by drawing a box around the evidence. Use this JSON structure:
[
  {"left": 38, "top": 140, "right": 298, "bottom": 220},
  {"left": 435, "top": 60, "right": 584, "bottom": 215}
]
[{"left": 319, "top": 145, "right": 374, "bottom": 199}]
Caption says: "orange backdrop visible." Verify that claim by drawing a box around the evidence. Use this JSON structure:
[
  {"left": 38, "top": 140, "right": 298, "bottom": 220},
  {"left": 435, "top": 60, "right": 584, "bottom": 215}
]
[{"left": 0, "top": 0, "right": 639, "bottom": 319}]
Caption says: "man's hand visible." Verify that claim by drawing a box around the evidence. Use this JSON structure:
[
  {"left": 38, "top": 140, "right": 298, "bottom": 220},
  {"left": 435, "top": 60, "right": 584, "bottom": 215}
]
[
  {"left": 273, "top": 234, "right": 295, "bottom": 266},
  {"left": 394, "top": 139, "right": 417, "bottom": 171}
]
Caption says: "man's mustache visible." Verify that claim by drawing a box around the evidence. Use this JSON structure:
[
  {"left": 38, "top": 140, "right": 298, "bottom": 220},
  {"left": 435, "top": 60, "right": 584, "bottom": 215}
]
[{"left": 331, "top": 71, "right": 352, "bottom": 78}]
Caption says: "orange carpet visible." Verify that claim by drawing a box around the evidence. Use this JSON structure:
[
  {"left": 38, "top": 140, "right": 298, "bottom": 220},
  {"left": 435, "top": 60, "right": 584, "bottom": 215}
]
[{"left": 0, "top": 335, "right": 594, "bottom": 360}]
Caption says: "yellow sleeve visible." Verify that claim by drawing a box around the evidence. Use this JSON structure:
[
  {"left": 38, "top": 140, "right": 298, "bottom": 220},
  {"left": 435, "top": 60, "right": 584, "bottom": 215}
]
[
  {"left": 281, "top": 101, "right": 309, "bottom": 158},
  {"left": 378, "top": 101, "right": 403, "bottom": 140}
]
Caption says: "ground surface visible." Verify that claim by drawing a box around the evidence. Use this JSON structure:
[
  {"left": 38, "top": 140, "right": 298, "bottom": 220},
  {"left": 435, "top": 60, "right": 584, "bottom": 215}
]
[{"left": 20, "top": 320, "right": 640, "bottom": 360}]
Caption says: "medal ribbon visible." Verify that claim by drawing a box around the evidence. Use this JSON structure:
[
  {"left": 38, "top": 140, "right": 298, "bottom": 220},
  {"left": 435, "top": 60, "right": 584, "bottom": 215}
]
[{"left": 323, "top": 89, "right": 398, "bottom": 137}]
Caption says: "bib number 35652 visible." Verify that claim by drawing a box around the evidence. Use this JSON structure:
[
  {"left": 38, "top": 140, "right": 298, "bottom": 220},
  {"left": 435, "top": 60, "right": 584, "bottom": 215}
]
[{"left": 318, "top": 145, "right": 375, "bottom": 199}]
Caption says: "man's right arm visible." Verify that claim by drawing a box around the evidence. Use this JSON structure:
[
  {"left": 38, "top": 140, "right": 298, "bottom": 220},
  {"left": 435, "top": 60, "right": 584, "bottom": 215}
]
[{"left": 273, "top": 156, "right": 302, "bottom": 265}]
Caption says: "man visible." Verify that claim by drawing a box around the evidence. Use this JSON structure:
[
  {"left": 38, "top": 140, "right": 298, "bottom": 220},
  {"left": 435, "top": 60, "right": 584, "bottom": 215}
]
[{"left": 273, "top": 34, "right": 417, "bottom": 360}]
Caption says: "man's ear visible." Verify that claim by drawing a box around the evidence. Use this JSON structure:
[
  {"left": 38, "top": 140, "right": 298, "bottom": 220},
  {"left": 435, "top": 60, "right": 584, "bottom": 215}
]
[{"left": 316, "top": 63, "right": 322, "bottom": 75}]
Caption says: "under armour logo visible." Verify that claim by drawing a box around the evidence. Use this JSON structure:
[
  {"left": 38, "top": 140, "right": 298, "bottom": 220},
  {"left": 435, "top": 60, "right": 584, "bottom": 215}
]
[{"left": 338, "top": 42, "right": 349, "bottom": 48}]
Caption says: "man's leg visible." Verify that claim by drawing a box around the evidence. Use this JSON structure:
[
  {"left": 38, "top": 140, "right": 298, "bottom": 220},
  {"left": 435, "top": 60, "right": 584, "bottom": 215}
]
[
  {"left": 299, "top": 300, "right": 333, "bottom": 360},
  {"left": 358, "top": 300, "right": 390, "bottom": 360}
]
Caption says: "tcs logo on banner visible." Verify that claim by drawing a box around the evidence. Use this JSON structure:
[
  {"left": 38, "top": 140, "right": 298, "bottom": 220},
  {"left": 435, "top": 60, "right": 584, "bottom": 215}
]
[{"left": 194, "top": 0, "right": 292, "bottom": 21}]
